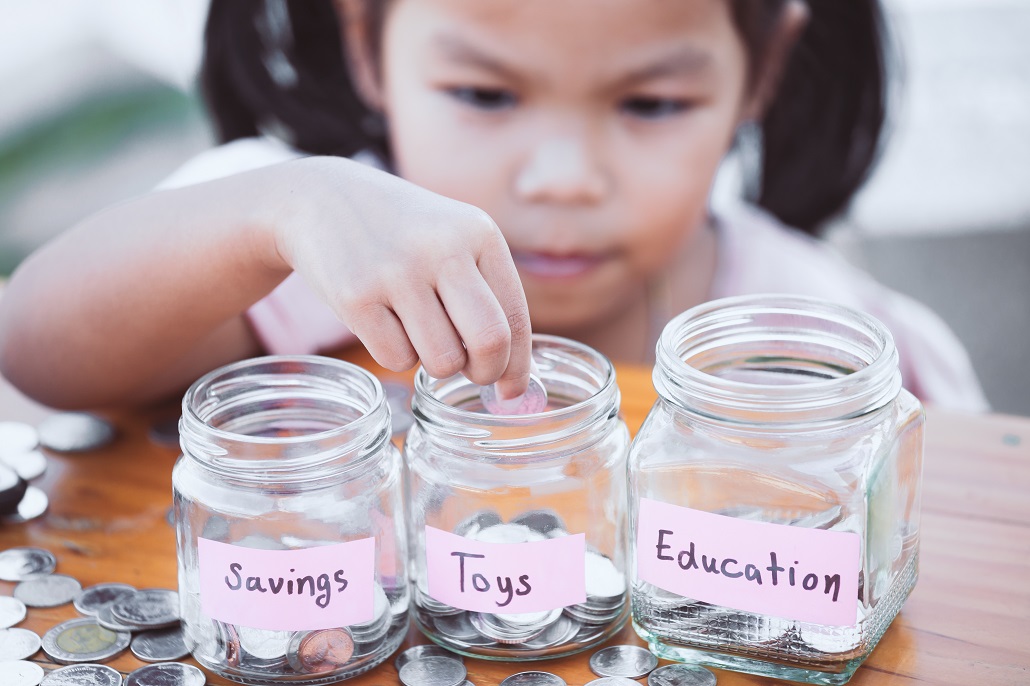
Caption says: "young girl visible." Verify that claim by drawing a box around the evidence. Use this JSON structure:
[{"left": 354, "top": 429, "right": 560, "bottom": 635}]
[{"left": 0, "top": 0, "right": 987, "bottom": 412}]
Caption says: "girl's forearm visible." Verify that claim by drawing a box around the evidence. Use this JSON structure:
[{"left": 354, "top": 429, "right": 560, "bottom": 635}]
[{"left": 0, "top": 166, "right": 292, "bottom": 408}]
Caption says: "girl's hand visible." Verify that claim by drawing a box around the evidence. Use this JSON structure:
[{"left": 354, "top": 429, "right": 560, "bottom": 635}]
[{"left": 269, "top": 156, "right": 532, "bottom": 399}]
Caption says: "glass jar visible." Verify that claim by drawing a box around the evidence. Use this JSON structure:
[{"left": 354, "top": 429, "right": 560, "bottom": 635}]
[
  {"left": 629, "top": 295, "right": 924, "bottom": 685},
  {"left": 405, "top": 335, "right": 630, "bottom": 660},
  {"left": 173, "top": 355, "right": 409, "bottom": 684}
]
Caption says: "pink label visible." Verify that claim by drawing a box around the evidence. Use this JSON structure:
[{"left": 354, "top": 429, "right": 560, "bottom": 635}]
[
  {"left": 636, "top": 498, "right": 860, "bottom": 626},
  {"left": 425, "top": 526, "right": 586, "bottom": 614},
  {"left": 198, "top": 537, "right": 375, "bottom": 631}
]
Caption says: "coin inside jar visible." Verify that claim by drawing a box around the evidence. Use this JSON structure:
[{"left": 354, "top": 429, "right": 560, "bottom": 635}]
[
  {"left": 479, "top": 374, "right": 548, "bottom": 415},
  {"left": 286, "top": 627, "right": 356, "bottom": 673}
]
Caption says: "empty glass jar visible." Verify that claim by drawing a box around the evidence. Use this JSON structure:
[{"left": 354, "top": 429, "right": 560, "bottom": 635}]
[
  {"left": 405, "top": 335, "right": 630, "bottom": 660},
  {"left": 173, "top": 356, "right": 409, "bottom": 684},
  {"left": 629, "top": 295, "right": 924, "bottom": 685}
]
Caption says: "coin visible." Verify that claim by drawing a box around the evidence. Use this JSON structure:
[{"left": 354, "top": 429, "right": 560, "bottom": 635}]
[
  {"left": 0, "top": 628, "right": 41, "bottom": 660},
  {"left": 648, "top": 664, "right": 718, "bottom": 686},
  {"left": 42, "top": 617, "right": 130, "bottom": 664},
  {"left": 586, "top": 679, "right": 641, "bottom": 686},
  {"left": 0, "top": 547, "right": 55, "bottom": 581},
  {"left": 589, "top": 645, "right": 659, "bottom": 679},
  {"left": 4, "top": 487, "right": 49, "bottom": 523},
  {"left": 510, "top": 510, "right": 566, "bottom": 537},
  {"left": 1, "top": 450, "right": 47, "bottom": 481},
  {"left": 0, "top": 464, "right": 27, "bottom": 514},
  {"left": 14, "top": 574, "right": 82, "bottom": 608},
  {"left": 0, "top": 660, "right": 44, "bottom": 686},
  {"left": 147, "top": 417, "right": 180, "bottom": 448},
  {"left": 37, "top": 413, "right": 116, "bottom": 452},
  {"left": 480, "top": 374, "right": 548, "bottom": 415},
  {"left": 111, "top": 589, "right": 179, "bottom": 629},
  {"left": 383, "top": 382, "right": 414, "bottom": 435},
  {"left": 237, "top": 626, "right": 292, "bottom": 662},
  {"left": 74, "top": 583, "right": 137, "bottom": 616},
  {"left": 287, "top": 627, "right": 355, "bottom": 673},
  {"left": 131, "top": 626, "right": 189, "bottom": 662},
  {"left": 0, "top": 423, "right": 38, "bottom": 457},
  {"left": 393, "top": 644, "right": 461, "bottom": 672},
  {"left": 96, "top": 603, "right": 139, "bottom": 632},
  {"left": 499, "top": 672, "right": 567, "bottom": 686},
  {"left": 41, "top": 663, "right": 123, "bottom": 686},
  {"left": 398, "top": 655, "right": 468, "bottom": 686},
  {"left": 125, "top": 662, "right": 206, "bottom": 686},
  {"left": 0, "top": 596, "right": 27, "bottom": 628},
  {"left": 584, "top": 551, "right": 626, "bottom": 601}
]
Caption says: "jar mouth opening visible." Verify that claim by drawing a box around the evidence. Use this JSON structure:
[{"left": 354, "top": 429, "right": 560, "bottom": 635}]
[
  {"left": 181, "top": 352, "right": 387, "bottom": 449},
  {"left": 655, "top": 295, "right": 902, "bottom": 423},
  {"left": 413, "top": 335, "right": 618, "bottom": 451}
]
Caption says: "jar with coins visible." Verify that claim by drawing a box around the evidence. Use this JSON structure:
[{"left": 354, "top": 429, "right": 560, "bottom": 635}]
[
  {"left": 173, "top": 356, "right": 409, "bottom": 684},
  {"left": 629, "top": 295, "right": 925, "bottom": 684},
  {"left": 405, "top": 335, "right": 631, "bottom": 660}
]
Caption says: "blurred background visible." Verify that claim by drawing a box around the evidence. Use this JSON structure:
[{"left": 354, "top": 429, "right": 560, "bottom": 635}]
[{"left": 1, "top": 0, "right": 1027, "bottom": 415}]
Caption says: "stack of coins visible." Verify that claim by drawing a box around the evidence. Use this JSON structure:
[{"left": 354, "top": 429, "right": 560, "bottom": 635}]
[{"left": 415, "top": 510, "right": 627, "bottom": 656}]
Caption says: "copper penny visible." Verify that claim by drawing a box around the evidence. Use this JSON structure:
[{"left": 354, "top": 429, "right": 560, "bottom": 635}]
[{"left": 288, "top": 628, "right": 355, "bottom": 673}]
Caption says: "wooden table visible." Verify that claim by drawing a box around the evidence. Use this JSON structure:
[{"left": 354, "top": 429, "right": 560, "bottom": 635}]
[{"left": 1, "top": 347, "right": 1028, "bottom": 685}]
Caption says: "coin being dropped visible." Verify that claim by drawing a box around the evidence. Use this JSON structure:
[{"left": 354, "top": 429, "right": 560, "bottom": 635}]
[
  {"left": 1, "top": 450, "right": 47, "bottom": 482},
  {"left": 0, "top": 628, "right": 41, "bottom": 660},
  {"left": 589, "top": 645, "right": 659, "bottom": 679},
  {"left": 0, "top": 423, "right": 38, "bottom": 457},
  {"left": 287, "top": 627, "right": 355, "bottom": 673},
  {"left": 125, "top": 662, "right": 206, "bottom": 686},
  {"left": 648, "top": 664, "right": 718, "bottom": 686},
  {"left": 398, "top": 655, "right": 468, "bottom": 686},
  {"left": 37, "top": 412, "right": 116, "bottom": 452},
  {"left": 0, "top": 547, "right": 56, "bottom": 581},
  {"left": 499, "top": 672, "right": 567, "bottom": 686},
  {"left": 0, "top": 660, "right": 44, "bottom": 686},
  {"left": 0, "top": 596, "right": 27, "bottom": 628},
  {"left": 394, "top": 644, "right": 462, "bottom": 672},
  {"left": 14, "top": 574, "right": 82, "bottom": 608},
  {"left": 42, "top": 617, "right": 130, "bottom": 664},
  {"left": 4, "top": 487, "right": 49, "bottom": 523},
  {"left": 480, "top": 374, "right": 548, "bottom": 415},
  {"left": 74, "top": 583, "right": 137, "bottom": 616},
  {"left": 41, "top": 663, "right": 123, "bottom": 686},
  {"left": 131, "top": 626, "right": 189, "bottom": 662}
]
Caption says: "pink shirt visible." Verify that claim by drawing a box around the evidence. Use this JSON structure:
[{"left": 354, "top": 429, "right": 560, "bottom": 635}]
[{"left": 158, "top": 137, "right": 989, "bottom": 413}]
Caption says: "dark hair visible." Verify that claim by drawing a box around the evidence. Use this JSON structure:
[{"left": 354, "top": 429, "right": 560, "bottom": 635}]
[{"left": 201, "top": 0, "right": 889, "bottom": 235}]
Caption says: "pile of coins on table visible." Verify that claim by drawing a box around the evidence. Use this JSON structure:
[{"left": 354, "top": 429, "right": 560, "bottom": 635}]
[
  {"left": 415, "top": 510, "right": 627, "bottom": 657},
  {"left": 0, "top": 546, "right": 204, "bottom": 686},
  {"left": 0, "top": 416, "right": 116, "bottom": 523}
]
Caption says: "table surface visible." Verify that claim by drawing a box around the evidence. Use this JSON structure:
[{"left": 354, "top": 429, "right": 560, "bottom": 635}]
[{"left": 1, "top": 346, "right": 1028, "bottom": 686}]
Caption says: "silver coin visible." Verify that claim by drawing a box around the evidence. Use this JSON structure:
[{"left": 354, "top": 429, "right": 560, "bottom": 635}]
[
  {"left": 522, "top": 614, "right": 581, "bottom": 650},
  {"left": 453, "top": 510, "right": 503, "bottom": 538},
  {"left": 147, "top": 417, "right": 180, "bottom": 448},
  {"left": 383, "top": 382, "right": 414, "bottom": 435},
  {"left": 480, "top": 374, "right": 548, "bottom": 415},
  {"left": 0, "top": 423, "right": 39, "bottom": 457},
  {"left": 0, "top": 596, "right": 27, "bottom": 628},
  {"left": 499, "top": 672, "right": 567, "bottom": 686},
  {"left": 74, "top": 583, "right": 137, "bottom": 616},
  {"left": 0, "top": 548, "right": 54, "bottom": 581},
  {"left": 584, "top": 552, "right": 626, "bottom": 601},
  {"left": 648, "top": 664, "right": 718, "bottom": 686},
  {"left": 394, "top": 644, "right": 462, "bottom": 672},
  {"left": 14, "top": 574, "right": 82, "bottom": 608},
  {"left": 4, "top": 487, "right": 49, "bottom": 523},
  {"left": 510, "top": 510, "right": 565, "bottom": 536},
  {"left": 589, "top": 645, "right": 659, "bottom": 679},
  {"left": 42, "top": 617, "right": 130, "bottom": 664},
  {"left": 41, "top": 663, "right": 122, "bottom": 686},
  {"left": 586, "top": 679, "right": 640, "bottom": 686},
  {"left": 131, "top": 626, "right": 189, "bottom": 662},
  {"left": 96, "top": 603, "right": 139, "bottom": 632},
  {"left": 398, "top": 655, "right": 467, "bottom": 686},
  {"left": 433, "top": 613, "right": 481, "bottom": 642},
  {"left": 37, "top": 413, "right": 115, "bottom": 452},
  {"left": 0, "top": 660, "right": 44, "bottom": 686},
  {"left": 111, "top": 589, "right": 179, "bottom": 629},
  {"left": 237, "top": 625, "right": 292, "bottom": 661},
  {"left": 1, "top": 450, "right": 47, "bottom": 481},
  {"left": 0, "top": 628, "right": 40, "bottom": 660},
  {"left": 125, "top": 662, "right": 206, "bottom": 686}
]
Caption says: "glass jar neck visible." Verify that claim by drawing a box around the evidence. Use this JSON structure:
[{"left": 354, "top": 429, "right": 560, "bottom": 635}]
[
  {"left": 654, "top": 295, "right": 902, "bottom": 426},
  {"left": 179, "top": 355, "right": 391, "bottom": 483},
  {"left": 412, "top": 335, "right": 620, "bottom": 459}
]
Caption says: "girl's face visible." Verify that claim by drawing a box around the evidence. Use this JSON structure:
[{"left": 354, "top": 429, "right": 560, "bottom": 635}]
[{"left": 373, "top": 0, "right": 752, "bottom": 332}]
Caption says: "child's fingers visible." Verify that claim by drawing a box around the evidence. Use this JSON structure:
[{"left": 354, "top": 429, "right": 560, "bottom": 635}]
[
  {"left": 436, "top": 258, "right": 512, "bottom": 387},
  {"left": 345, "top": 302, "right": 419, "bottom": 373},
  {"left": 475, "top": 243, "right": 533, "bottom": 401},
  {"left": 390, "top": 286, "right": 468, "bottom": 380}
]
